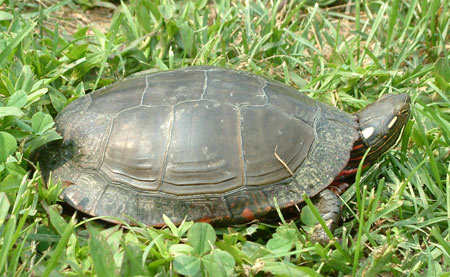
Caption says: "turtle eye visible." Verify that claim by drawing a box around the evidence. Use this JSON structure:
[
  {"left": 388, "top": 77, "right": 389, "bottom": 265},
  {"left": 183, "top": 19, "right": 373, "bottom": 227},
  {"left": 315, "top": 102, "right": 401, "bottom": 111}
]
[
  {"left": 46, "top": 151, "right": 61, "bottom": 169},
  {"left": 61, "top": 140, "right": 75, "bottom": 160},
  {"left": 399, "top": 108, "right": 409, "bottom": 116},
  {"left": 62, "top": 147, "right": 73, "bottom": 159}
]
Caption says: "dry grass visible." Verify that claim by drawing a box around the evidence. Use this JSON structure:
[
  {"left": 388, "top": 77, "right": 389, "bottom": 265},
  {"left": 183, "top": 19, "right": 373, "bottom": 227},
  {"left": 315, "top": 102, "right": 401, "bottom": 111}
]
[{"left": 43, "top": 2, "right": 114, "bottom": 35}]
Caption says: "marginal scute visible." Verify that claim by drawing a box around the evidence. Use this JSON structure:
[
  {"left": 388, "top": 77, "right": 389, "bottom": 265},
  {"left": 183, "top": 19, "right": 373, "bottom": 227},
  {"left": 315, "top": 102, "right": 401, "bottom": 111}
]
[
  {"left": 317, "top": 121, "right": 358, "bottom": 150},
  {"left": 225, "top": 190, "right": 271, "bottom": 223},
  {"left": 62, "top": 172, "right": 107, "bottom": 216},
  {"left": 95, "top": 184, "right": 138, "bottom": 222},
  {"left": 52, "top": 161, "right": 81, "bottom": 186},
  {"left": 290, "top": 123, "right": 356, "bottom": 205},
  {"left": 137, "top": 194, "right": 231, "bottom": 226}
]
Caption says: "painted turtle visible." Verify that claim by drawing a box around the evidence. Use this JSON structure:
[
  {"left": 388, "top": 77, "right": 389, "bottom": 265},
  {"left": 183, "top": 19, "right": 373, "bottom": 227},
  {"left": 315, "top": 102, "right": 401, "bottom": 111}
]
[{"left": 39, "top": 67, "right": 410, "bottom": 241}]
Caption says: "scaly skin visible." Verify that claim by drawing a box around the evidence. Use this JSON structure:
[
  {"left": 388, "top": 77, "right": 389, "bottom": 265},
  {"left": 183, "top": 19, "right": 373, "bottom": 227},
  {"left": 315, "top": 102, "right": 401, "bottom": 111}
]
[{"left": 310, "top": 189, "right": 342, "bottom": 244}]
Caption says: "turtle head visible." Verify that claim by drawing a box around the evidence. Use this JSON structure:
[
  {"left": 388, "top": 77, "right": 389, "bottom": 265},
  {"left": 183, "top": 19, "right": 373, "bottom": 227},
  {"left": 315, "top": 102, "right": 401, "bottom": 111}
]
[
  {"left": 33, "top": 140, "right": 75, "bottom": 180},
  {"left": 354, "top": 93, "right": 410, "bottom": 162}
]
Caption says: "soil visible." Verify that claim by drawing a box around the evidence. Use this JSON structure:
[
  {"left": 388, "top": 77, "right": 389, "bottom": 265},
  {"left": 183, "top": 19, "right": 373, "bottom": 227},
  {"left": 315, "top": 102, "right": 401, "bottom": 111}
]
[{"left": 45, "top": 2, "right": 114, "bottom": 35}]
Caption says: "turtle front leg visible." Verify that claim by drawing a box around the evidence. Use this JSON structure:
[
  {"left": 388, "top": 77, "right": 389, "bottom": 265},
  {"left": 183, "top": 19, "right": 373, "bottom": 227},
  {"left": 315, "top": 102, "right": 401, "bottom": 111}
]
[{"left": 309, "top": 189, "right": 341, "bottom": 244}]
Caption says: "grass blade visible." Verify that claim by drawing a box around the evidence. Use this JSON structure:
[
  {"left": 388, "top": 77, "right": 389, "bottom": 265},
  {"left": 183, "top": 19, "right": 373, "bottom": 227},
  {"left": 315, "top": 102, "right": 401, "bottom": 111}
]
[
  {"left": 42, "top": 214, "right": 76, "bottom": 277},
  {"left": 0, "top": 22, "right": 36, "bottom": 66}
]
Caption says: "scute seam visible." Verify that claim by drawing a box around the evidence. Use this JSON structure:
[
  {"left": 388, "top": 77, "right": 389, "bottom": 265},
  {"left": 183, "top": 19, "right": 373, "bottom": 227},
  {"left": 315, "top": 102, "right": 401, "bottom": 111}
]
[
  {"left": 261, "top": 80, "right": 269, "bottom": 105},
  {"left": 263, "top": 103, "right": 309, "bottom": 124},
  {"left": 94, "top": 117, "right": 117, "bottom": 214},
  {"left": 237, "top": 108, "right": 247, "bottom": 187},
  {"left": 308, "top": 103, "right": 321, "bottom": 159},
  {"left": 100, "top": 163, "right": 158, "bottom": 182},
  {"left": 92, "top": 182, "right": 110, "bottom": 216},
  {"left": 159, "top": 106, "right": 176, "bottom": 190},
  {"left": 139, "top": 75, "right": 150, "bottom": 105},
  {"left": 115, "top": 104, "right": 171, "bottom": 116},
  {"left": 85, "top": 94, "right": 93, "bottom": 110},
  {"left": 201, "top": 70, "right": 208, "bottom": 99},
  {"left": 97, "top": 116, "right": 116, "bottom": 171},
  {"left": 149, "top": 99, "right": 222, "bottom": 109}
]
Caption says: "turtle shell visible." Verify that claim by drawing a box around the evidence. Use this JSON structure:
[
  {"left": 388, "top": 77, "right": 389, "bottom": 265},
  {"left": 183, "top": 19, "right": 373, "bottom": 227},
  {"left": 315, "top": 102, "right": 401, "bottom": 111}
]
[{"left": 48, "top": 66, "right": 358, "bottom": 225}]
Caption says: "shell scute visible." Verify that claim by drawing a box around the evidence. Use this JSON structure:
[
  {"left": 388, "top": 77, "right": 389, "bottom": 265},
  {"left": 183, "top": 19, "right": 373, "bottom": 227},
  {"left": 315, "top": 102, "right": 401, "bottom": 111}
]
[
  {"left": 101, "top": 106, "right": 173, "bottom": 190},
  {"left": 89, "top": 77, "right": 145, "bottom": 114},
  {"left": 142, "top": 69, "right": 206, "bottom": 106},
  {"left": 162, "top": 100, "right": 243, "bottom": 195},
  {"left": 265, "top": 81, "right": 317, "bottom": 124},
  {"left": 203, "top": 69, "right": 267, "bottom": 106},
  {"left": 240, "top": 105, "right": 315, "bottom": 186}
]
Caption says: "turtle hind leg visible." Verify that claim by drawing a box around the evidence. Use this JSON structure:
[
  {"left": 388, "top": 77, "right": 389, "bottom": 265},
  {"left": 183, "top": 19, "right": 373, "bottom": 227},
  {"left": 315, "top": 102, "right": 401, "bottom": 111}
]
[{"left": 309, "top": 189, "right": 342, "bottom": 244}]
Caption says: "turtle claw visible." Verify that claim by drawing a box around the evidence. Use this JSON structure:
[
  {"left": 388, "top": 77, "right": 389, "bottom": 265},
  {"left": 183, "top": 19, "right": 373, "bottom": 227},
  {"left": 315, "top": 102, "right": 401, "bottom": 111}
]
[{"left": 309, "top": 189, "right": 342, "bottom": 244}]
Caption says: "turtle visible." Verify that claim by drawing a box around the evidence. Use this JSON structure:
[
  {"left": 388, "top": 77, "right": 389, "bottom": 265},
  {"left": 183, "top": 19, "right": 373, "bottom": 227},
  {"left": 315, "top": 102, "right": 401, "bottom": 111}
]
[{"left": 38, "top": 66, "right": 410, "bottom": 242}]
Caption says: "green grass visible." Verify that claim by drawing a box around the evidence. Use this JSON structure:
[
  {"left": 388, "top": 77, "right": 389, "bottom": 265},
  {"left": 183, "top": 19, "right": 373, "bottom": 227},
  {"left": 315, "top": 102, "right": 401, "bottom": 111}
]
[{"left": 0, "top": 0, "right": 449, "bottom": 275}]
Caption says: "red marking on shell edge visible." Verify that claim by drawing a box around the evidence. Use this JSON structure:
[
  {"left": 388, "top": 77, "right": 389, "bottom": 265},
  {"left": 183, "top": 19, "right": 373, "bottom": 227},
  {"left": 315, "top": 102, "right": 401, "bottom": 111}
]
[
  {"left": 241, "top": 208, "right": 255, "bottom": 221},
  {"left": 62, "top": 181, "right": 74, "bottom": 187},
  {"left": 198, "top": 217, "right": 213, "bottom": 223},
  {"left": 264, "top": 206, "right": 271, "bottom": 212}
]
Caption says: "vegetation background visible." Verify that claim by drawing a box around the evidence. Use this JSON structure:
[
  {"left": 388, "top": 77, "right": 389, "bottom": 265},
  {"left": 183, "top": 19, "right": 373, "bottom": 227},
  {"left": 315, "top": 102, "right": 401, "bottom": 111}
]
[{"left": 0, "top": 0, "right": 449, "bottom": 275}]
